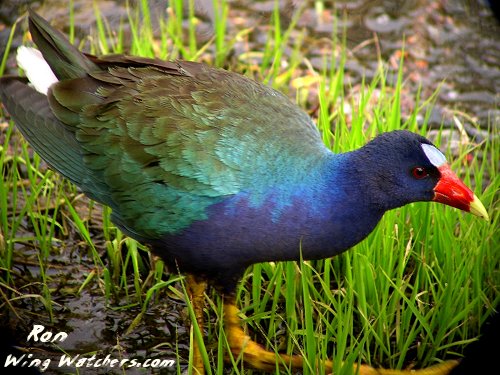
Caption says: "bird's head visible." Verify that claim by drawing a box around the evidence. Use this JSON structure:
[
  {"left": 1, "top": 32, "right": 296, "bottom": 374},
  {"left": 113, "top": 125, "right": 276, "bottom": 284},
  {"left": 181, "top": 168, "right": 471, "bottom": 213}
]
[{"left": 353, "top": 130, "right": 489, "bottom": 220}]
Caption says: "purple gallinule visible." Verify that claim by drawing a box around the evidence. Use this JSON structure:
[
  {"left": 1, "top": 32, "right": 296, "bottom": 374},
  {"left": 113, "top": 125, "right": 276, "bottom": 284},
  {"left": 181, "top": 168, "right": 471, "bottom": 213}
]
[{"left": 0, "top": 10, "right": 489, "bottom": 374}]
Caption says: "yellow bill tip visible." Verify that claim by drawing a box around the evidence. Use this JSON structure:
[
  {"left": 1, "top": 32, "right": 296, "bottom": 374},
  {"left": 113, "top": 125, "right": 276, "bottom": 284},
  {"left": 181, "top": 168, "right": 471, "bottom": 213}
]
[{"left": 469, "top": 194, "right": 489, "bottom": 221}]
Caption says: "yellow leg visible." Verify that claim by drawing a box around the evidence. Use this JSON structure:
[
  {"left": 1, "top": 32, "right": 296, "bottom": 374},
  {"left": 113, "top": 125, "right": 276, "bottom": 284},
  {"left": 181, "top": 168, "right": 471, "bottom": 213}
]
[
  {"left": 223, "top": 297, "right": 459, "bottom": 374},
  {"left": 224, "top": 300, "right": 306, "bottom": 370},
  {"left": 186, "top": 274, "right": 207, "bottom": 375}
]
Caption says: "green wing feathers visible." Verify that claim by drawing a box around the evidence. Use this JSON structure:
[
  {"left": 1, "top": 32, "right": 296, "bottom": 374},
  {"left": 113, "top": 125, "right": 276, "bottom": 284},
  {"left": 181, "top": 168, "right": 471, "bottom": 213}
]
[
  {"left": 1, "top": 13, "right": 327, "bottom": 237},
  {"left": 49, "top": 62, "right": 327, "bottom": 235}
]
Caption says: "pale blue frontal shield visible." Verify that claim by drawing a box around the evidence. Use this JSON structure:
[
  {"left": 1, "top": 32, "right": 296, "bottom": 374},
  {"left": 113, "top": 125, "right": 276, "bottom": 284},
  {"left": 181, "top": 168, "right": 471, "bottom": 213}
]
[{"left": 422, "top": 144, "right": 447, "bottom": 167}]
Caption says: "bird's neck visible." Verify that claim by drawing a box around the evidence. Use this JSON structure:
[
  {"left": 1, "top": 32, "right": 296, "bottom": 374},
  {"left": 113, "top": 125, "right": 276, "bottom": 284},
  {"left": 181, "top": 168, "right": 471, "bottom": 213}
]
[
  {"left": 294, "top": 152, "right": 386, "bottom": 258},
  {"left": 338, "top": 147, "right": 407, "bottom": 212}
]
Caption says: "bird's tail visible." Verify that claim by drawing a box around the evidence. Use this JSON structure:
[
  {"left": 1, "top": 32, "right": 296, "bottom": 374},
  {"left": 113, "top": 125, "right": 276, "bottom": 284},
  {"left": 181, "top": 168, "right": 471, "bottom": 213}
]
[{"left": 27, "top": 9, "right": 97, "bottom": 80}]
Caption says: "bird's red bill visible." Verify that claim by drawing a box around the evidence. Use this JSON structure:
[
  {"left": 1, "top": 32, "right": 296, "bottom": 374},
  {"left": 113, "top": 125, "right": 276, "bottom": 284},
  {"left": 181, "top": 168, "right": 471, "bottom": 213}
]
[
  {"left": 433, "top": 164, "right": 489, "bottom": 221},
  {"left": 433, "top": 164, "right": 474, "bottom": 212}
]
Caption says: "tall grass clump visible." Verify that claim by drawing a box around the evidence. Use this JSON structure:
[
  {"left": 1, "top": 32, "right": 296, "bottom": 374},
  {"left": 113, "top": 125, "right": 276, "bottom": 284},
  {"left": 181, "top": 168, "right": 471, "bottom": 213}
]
[{"left": 0, "top": 1, "right": 498, "bottom": 374}]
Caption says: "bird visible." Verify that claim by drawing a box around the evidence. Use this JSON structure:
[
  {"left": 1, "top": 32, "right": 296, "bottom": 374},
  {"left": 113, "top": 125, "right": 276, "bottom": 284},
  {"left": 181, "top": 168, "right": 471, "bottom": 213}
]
[{"left": 0, "top": 9, "right": 489, "bottom": 375}]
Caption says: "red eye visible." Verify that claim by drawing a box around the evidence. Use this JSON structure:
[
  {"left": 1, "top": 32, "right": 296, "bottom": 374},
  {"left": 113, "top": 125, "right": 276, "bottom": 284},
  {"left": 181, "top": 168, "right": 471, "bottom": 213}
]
[{"left": 412, "top": 167, "right": 428, "bottom": 179}]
